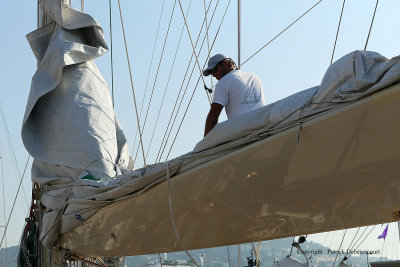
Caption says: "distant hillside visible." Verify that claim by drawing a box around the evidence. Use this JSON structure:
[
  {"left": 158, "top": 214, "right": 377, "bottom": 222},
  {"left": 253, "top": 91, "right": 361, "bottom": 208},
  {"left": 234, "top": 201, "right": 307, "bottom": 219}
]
[
  {"left": 0, "top": 245, "right": 19, "bottom": 267},
  {"left": 1, "top": 238, "right": 387, "bottom": 266}
]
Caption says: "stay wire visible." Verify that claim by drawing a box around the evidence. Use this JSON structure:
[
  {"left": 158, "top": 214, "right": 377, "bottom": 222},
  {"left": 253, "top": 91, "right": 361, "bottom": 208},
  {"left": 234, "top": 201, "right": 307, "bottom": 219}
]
[
  {"left": 346, "top": 227, "right": 361, "bottom": 252},
  {"left": 0, "top": 142, "right": 6, "bottom": 263},
  {"left": 164, "top": 0, "right": 231, "bottom": 160},
  {"left": 178, "top": 0, "right": 212, "bottom": 104},
  {"left": 0, "top": 100, "right": 29, "bottom": 207},
  {"left": 330, "top": 0, "right": 346, "bottom": 65},
  {"left": 130, "top": 0, "right": 166, "bottom": 161},
  {"left": 351, "top": 225, "right": 375, "bottom": 252},
  {"left": 166, "top": 163, "right": 199, "bottom": 267},
  {"left": 241, "top": 0, "right": 324, "bottom": 66},
  {"left": 364, "top": 0, "right": 379, "bottom": 51},
  {"left": 133, "top": 0, "right": 178, "bottom": 164},
  {"left": 145, "top": 0, "right": 192, "bottom": 162},
  {"left": 332, "top": 229, "right": 347, "bottom": 267},
  {"left": 108, "top": 0, "right": 114, "bottom": 107},
  {"left": 203, "top": 0, "right": 214, "bottom": 95},
  {"left": 155, "top": 0, "right": 219, "bottom": 162},
  {"left": 159, "top": 0, "right": 229, "bottom": 162},
  {"left": 0, "top": 155, "right": 31, "bottom": 249},
  {"left": 117, "top": 0, "right": 147, "bottom": 166},
  {"left": 163, "top": 0, "right": 231, "bottom": 161}
]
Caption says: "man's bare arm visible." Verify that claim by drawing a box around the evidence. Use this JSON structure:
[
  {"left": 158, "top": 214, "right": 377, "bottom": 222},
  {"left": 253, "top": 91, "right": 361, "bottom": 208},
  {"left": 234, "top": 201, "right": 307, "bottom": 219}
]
[{"left": 204, "top": 103, "right": 223, "bottom": 136}]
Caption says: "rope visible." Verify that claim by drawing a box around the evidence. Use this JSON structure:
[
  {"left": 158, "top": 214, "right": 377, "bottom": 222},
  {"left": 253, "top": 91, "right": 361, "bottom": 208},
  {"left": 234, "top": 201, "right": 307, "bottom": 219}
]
[
  {"left": 116, "top": 0, "right": 147, "bottom": 166},
  {"left": 156, "top": 0, "right": 222, "bottom": 162},
  {"left": 289, "top": 236, "right": 296, "bottom": 256},
  {"left": 226, "top": 246, "right": 231, "bottom": 267},
  {"left": 345, "top": 227, "right": 361, "bottom": 253},
  {"left": 178, "top": 0, "right": 212, "bottom": 104},
  {"left": 330, "top": 0, "right": 346, "bottom": 65},
  {"left": 332, "top": 229, "right": 347, "bottom": 267},
  {"left": 160, "top": 0, "right": 231, "bottom": 162},
  {"left": 351, "top": 225, "right": 376, "bottom": 252},
  {"left": 241, "top": 0, "right": 324, "bottom": 66},
  {"left": 0, "top": 100, "right": 29, "bottom": 207},
  {"left": 204, "top": 0, "right": 215, "bottom": 99},
  {"left": 165, "top": 162, "right": 199, "bottom": 267},
  {"left": 108, "top": 0, "right": 114, "bottom": 107},
  {"left": 130, "top": 0, "right": 166, "bottom": 161},
  {"left": 158, "top": 253, "right": 163, "bottom": 267},
  {"left": 364, "top": 0, "right": 379, "bottom": 51},
  {"left": 0, "top": 155, "right": 31, "bottom": 248},
  {"left": 145, "top": 0, "right": 192, "bottom": 161},
  {"left": 0, "top": 141, "right": 7, "bottom": 261},
  {"left": 133, "top": 0, "right": 178, "bottom": 163}
]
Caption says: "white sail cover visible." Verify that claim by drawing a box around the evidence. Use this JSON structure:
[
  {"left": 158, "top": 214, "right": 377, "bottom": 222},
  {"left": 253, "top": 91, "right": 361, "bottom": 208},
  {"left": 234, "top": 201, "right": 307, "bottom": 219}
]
[{"left": 23, "top": 0, "right": 400, "bottom": 248}]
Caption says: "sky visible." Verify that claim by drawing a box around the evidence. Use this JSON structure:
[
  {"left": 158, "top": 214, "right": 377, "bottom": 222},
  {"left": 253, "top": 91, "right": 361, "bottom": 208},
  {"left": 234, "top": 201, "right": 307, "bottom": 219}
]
[{"left": 1, "top": 0, "right": 400, "bottom": 262}]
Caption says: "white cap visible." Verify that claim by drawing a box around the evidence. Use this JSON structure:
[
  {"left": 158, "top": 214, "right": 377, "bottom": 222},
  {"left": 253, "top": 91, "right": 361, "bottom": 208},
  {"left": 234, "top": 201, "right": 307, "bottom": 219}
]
[{"left": 203, "top": 54, "right": 228, "bottom": 76}]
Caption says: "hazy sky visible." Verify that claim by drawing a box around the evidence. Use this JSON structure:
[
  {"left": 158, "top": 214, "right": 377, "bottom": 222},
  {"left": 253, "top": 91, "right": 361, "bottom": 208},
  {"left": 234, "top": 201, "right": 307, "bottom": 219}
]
[{"left": 1, "top": 0, "right": 400, "bottom": 261}]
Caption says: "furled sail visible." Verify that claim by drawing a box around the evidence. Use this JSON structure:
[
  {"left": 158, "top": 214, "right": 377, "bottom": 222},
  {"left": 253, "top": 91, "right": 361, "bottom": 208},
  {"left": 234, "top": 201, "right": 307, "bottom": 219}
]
[
  {"left": 24, "top": 0, "right": 400, "bottom": 256},
  {"left": 23, "top": 0, "right": 130, "bottom": 245}
]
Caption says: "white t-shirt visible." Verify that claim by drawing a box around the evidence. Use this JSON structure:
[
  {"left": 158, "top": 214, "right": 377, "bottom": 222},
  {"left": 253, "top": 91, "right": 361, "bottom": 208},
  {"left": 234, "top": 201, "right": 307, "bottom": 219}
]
[{"left": 212, "top": 70, "right": 265, "bottom": 119}]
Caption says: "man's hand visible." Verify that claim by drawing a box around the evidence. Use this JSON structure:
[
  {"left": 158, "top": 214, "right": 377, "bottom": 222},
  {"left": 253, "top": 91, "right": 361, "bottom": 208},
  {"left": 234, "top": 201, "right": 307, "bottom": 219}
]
[{"left": 204, "top": 103, "right": 223, "bottom": 136}]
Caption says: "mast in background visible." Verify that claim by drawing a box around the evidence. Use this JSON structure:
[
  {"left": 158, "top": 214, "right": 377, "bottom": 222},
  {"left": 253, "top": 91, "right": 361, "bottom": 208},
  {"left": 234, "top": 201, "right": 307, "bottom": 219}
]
[{"left": 237, "top": 0, "right": 241, "bottom": 69}]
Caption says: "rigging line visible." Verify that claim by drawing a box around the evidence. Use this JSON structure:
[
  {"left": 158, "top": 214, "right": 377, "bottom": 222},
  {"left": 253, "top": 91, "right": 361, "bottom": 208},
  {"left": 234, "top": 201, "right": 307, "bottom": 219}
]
[
  {"left": 322, "top": 232, "right": 330, "bottom": 247},
  {"left": 203, "top": 0, "right": 211, "bottom": 55},
  {"left": 178, "top": 0, "right": 212, "bottom": 104},
  {"left": 37, "top": 0, "right": 39, "bottom": 29},
  {"left": 155, "top": 0, "right": 220, "bottom": 163},
  {"left": 241, "top": 0, "right": 324, "bottom": 66},
  {"left": 163, "top": 0, "right": 232, "bottom": 161},
  {"left": 344, "top": 225, "right": 371, "bottom": 258},
  {"left": 332, "top": 229, "right": 347, "bottom": 267},
  {"left": 130, "top": 0, "right": 167, "bottom": 159},
  {"left": 0, "top": 144, "right": 6, "bottom": 264},
  {"left": 157, "top": 0, "right": 227, "bottom": 162},
  {"left": 0, "top": 155, "right": 31, "bottom": 249},
  {"left": 346, "top": 227, "right": 361, "bottom": 253},
  {"left": 364, "top": 0, "right": 379, "bottom": 51},
  {"left": 330, "top": 0, "right": 346, "bottom": 65},
  {"left": 133, "top": 0, "right": 178, "bottom": 164},
  {"left": 158, "top": 253, "right": 163, "bottom": 267},
  {"left": 289, "top": 236, "right": 296, "bottom": 256},
  {"left": 165, "top": 163, "right": 199, "bottom": 267},
  {"left": 203, "top": 0, "right": 215, "bottom": 95},
  {"left": 227, "top": 246, "right": 231, "bottom": 267},
  {"left": 159, "top": 0, "right": 233, "bottom": 163},
  {"left": 349, "top": 226, "right": 371, "bottom": 251},
  {"left": 117, "top": 0, "right": 147, "bottom": 166},
  {"left": 145, "top": 0, "right": 192, "bottom": 161},
  {"left": 108, "top": 0, "right": 114, "bottom": 107},
  {"left": 0, "top": 100, "right": 29, "bottom": 208},
  {"left": 350, "top": 227, "right": 373, "bottom": 252},
  {"left": 352, "top": 225, "right": 377, "bottom": 251}
]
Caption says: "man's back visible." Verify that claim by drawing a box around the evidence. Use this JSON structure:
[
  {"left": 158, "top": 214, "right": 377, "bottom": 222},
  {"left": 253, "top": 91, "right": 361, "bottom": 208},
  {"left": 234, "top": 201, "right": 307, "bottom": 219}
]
[{"left": 213, "top": 70, "right": 265, "bottom": 119}]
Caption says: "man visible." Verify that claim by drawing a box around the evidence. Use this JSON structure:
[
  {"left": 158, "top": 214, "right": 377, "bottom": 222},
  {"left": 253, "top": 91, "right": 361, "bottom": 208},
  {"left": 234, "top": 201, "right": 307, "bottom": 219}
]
[{"left": 203, "top": 54, "right": 265, "bottom": 136}]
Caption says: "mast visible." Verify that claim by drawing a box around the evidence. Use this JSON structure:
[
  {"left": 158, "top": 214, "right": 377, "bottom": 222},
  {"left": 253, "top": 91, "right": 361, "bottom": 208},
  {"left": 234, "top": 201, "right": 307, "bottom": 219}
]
[{"left": 237, "top": 0, "right": 241, "bottom": 69}]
